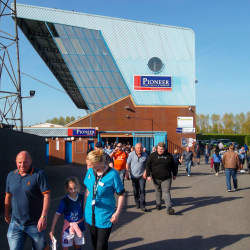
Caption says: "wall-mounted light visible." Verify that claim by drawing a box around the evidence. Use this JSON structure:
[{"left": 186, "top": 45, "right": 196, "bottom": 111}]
[
  {"left": 126, "top": 115, "right": 130, "bottom": 118},
  {"left": 30, "top": 90, "right": 35, "bottom": 97},
  {"left": 125, "top": 106, "right": 129, "bottom": 109},
  {"left": 189, "top": 107, "right": 192, "bottom": 111}
]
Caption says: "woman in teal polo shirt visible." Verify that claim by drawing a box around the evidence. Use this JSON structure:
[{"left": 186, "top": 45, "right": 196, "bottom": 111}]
[{"left": 84, "top": 149, "right": 125, "bottom": 250}]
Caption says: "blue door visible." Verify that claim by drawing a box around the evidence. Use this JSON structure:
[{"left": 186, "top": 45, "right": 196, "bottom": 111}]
[
  {"left": 65, "top": 141, "right": 72, "bottom": 164},
  {"left": 45, "top": 142, "right": 49, "bottom": 165},
  {"left": 88, "top": 141, "right": 94, "bottom": 149}
]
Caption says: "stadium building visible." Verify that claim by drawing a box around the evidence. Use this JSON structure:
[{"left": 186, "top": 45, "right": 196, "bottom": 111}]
[{"left": 16, "top": 4, "right": 196, "bottom": 165}]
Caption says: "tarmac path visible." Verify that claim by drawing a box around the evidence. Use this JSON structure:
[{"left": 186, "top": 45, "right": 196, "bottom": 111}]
[{"left": 1, "top": 157, "right": 250, "bottom": 249}]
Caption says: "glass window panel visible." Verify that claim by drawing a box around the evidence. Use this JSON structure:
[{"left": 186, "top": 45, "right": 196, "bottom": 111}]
[
  {"left": 79, "top": 39, "right": 92, "bottom": 54},
  {"left": 88, "top": 104, "right": 96, "bottom": 111},
  {"left": 103, "top": 72, "right": 118, "bottom": 87},
  {"left": 103, "top": 88, "right": 116, "bottom": 102},
  {"left": 88, "top": 40, "right": 101, "bottom": 54},
  {"left": 70, "top": 39, "right": 84, "bottom": 54},
  {"left": 64, "top": 26, "right": 76, "bottom": 38},
  {"left": 87, "top": 55, "right": 101, "bottom": 71},
  {"left": 87, "top": 72, "right": 101, "bottom": 87},
  {"left": 86, "top": 88, "right": 101, "bottom": 103},
  {"left": 96, "top": 40, "right": 109, "bottom": 55},
  {"left": 104, "top": 56, "right": 118, "bottom": 71},
  {"left": 112, "top": 72, "right": 127, "bottom": 88},
  {"left": 80, "top": 88, "right": 92, "bottom": 103},
  {"left": 73, "top": 27, "right": 85, "bottom": 38},
  {"left": 64, "top": 55, "right": 76, "bottom": 71},
  {"left": 120, "top": 88, "right": 129, "bottom": 96},
  {"left": 112, "top": 88, "right": 122, "bottom": 99},
  {"left": 95, "top": 72, "right": 109, "bottom": 87},
  {"left": 72, "top": 71, "right": 84, "bottom": 87},
  {"left": 82, "top": 28, "right": 93, "bottom": 38},
  {"left": 95, "top": 55, "right": 109, "bottom": 71},
  {"left": 54, "top": 38, "right": 67, "bottom": 54},
  {"left": 62, "top": 38, "right": 75, "bottom": 54},
  {"left": 78, "top": 55, "right": 92, "bottom": 71},
  {"left": 91, "top": 30, "right": 102, "bottom": 39},
  {"left": 95, "top": 88, "right": 109, "bottom": 103},
  {"left": 79, "top": 72, "right": 93, "bottom": 87},
  {"left": 54, "top": 24, "right": 67, "bottom": 37},
  {"left": 70, "top": 55, "right": 84, "bottom": 71}
]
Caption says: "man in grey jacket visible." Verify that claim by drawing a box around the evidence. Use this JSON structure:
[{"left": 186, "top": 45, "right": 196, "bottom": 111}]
[{"left": 126, "top": 143, "right": 148, "bottom": 211}]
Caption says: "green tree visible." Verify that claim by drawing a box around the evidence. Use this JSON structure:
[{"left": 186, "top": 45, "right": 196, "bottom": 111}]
[
  {"left": 244, "top": 112, "right": 250, "bottom": 134},
  {"left": 70, "top": 116, "right": 75, "bottom": 122},
  {"left": 222, "top": 113, "right": 235, "bottom": 134},
  {"left": 235, "top": 112, "right": 246, "bottom": 134},
  {"left": 46, "top": 119, "right": 51, "bottom": 123},
  {"left": 65, "top": 116, "right": 71, "bottom": 125},
  {"left": 50, "top": 117, "right": 59, "bottom": 124},
  {"left": 77, "top": 116, "right": 81, "bottom": 120},
  {"left": 211, "top": 114, "right": 221, "bottom": 133},
  {"left": 58, "top": 116, "right": 65, "bottom": 125}
]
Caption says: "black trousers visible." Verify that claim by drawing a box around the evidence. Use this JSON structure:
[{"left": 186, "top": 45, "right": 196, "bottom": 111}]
[
  {"left": 88, "top": 224, "right": 112, "bottom": 250},
  {"left": 214, "top": 162, "right": 220, "bottom": 173}
]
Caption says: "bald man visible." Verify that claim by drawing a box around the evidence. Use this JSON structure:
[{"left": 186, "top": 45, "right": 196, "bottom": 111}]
[{"left": 5, "top": 151, "right": 51, "bottom": 250}]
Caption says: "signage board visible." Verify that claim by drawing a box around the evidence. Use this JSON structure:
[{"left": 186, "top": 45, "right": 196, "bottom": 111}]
[
  {"left": 177, "top": 117, "right": 193, "bottom": 128},
  {"left": 68, "top": 129, "right": 96, "bottom": 137},
  {"left": 181, "top": 138, "right": 188, "bottom": 147},
  {"left": 176, "top": 128, "right": 195, "bottom": 133},
  {"left": 134, "top": 75, "right": 172, "bottom": 91}
]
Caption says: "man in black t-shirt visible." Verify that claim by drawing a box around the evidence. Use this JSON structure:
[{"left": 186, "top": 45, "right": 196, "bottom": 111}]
[
  {"left": 146, "top": 142, "right": 176, "bottom": 214},
  {"left": 95, "top": 142, "right": 114, "bottom": 168}
]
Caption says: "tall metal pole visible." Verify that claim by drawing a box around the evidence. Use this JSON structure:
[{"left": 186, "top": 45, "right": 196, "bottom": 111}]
[{"left": 14, "top": 0, "right": 23, "bottom": 131}]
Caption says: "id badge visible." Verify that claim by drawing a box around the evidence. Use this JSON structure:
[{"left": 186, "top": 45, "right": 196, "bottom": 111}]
[
  {"left": 99, "top": 182, "right": 104, "bottom": 187},
  {"left": 92, "top": 199, "right": 96, "bottom": 206}
]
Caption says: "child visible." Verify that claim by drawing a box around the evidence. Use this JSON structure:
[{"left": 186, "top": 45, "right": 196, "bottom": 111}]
[{"left": 50, "top": 177, "right": 85, "bottom": 250}]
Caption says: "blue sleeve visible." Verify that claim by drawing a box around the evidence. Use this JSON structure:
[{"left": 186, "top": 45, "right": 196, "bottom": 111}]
[
  {"left": 113, "top": 171, "right": 125, "bottom": 195},
  {"left": 5, "top": 173, "right": 10, "bottom": 193},
  {"left": 56, "top": 199, "right": 66, "bottom": 215},
  {"left": 84, "top": 168, "right": 92, "bottom": 190},
  {"left": 37, "top": 170, "right": 50, "bottom": 194}
]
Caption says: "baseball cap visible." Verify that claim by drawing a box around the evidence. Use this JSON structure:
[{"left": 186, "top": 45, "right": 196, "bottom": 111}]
[{"left": 95, "top": 142, "right": 103, "bottom": 147}]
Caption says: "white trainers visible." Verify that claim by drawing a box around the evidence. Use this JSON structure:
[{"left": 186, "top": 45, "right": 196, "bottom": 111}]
[{"left": 188, "top": 175, "right": 190, "bottom": 177}]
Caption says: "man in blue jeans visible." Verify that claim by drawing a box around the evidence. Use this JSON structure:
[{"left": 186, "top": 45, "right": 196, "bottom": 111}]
[
  {"left": 222, "top": 145, "right": 240, "bottom": 192},
  {"left": 125, "top": 143, "right": 148, "bottom": 211},
  {"left": 204, "top": 145, "right": 210, "bottom": 165},
  {"left": 181, "top": 147, "right": 195, "bottom": 177},
  {"left": 5, "top": 151, "right": 51, "bottom": 250}
]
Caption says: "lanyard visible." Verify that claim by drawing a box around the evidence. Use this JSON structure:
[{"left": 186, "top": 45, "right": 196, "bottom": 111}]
[{"left": 93, "top": 165, "right": 106, "bottom": 199}]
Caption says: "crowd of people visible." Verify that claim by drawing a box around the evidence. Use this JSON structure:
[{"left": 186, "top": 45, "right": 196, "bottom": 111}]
[{"left": 4, "top": 140, "right": 249, "bottom": 250}]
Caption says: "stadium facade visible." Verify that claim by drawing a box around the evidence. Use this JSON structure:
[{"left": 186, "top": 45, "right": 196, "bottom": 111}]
[{"left": 16, "top": 4, "right": 196, "bottom": 164}]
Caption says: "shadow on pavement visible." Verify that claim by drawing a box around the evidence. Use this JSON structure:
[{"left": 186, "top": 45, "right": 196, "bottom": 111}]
[
  {"left": 123, "top": 234, "right": 250, "bottom": 250},
  {"left": 173, "top": 196, "right": 243, "bottom": 215}
]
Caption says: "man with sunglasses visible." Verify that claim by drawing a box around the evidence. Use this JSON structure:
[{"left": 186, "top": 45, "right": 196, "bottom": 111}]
[{"left": 110, "top": 143, "right": 128, "bottom": 186}]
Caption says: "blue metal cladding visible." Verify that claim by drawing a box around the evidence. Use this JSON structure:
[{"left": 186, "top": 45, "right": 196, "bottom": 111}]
[
  {"left": 65, "top": 141, "right": 72, "bottom": 164},
  {"left": 48, "top": 23, "right": 130, "bottom": 112},
  {"left": 15, "top": 4, "right": 195, "bottom": 106}
]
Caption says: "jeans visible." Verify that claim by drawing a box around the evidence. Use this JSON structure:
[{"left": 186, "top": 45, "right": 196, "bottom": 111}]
[
  {"left": 116, "top": 169, "right": 126, "bottom": 187},
  {"left": 152, "top": 178, "right": 172, "bottom": 209},
  {"left": 225, "top": 168, "right": 238, "bottom": 190},
  {"left": 205, "top": 155, "right": 209, "bottom": 164},
  {"left": 131, "top": 177, "right": 146, "bottom": 207},
  {"left": 88, "top": 224, "right": 112, "bottom": 250},
  {"left": 7, "top": 221, "right": 47, "bottom": 250},
  {"left": 185, "top": 161, "right": 192, "bottom": 175}
]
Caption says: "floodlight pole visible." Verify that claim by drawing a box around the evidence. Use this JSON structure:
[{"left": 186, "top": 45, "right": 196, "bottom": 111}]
[{"left": 13, "top": 0, "right": 23, "bottom": 132}]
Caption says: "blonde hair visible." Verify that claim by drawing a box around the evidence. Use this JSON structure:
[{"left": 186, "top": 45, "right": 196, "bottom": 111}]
[
  {"left": 86, "top": 149, "right": 104, "bottom": 164},
  {"left": 174, "top": 149, "right": 178, "bottom": 154},
  {"left": 65, "top": 177, "right": 81, "bottom": 193}
]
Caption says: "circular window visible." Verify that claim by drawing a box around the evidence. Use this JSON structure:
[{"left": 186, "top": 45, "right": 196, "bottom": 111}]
[{"left": 148, "top": 57, "right": 163, "bottom": 72}]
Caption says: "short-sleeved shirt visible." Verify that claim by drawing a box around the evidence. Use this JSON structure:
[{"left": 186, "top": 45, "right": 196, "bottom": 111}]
[
  {"left": 5, "top": 166, "right": 50, "bottom": 226},
  {"left": 127, "top": 151, "right": 148, "bottom": 178},
  {"left": 84, "top": 167, "right": 125, "bottom": 228},
  {"left": 56, "top": 194, "right": 85, "bottom": 232},
  {"left": 212, "top": 153, "right": 221, "bottom": 162},
  {"left": 113, "top": 151, "right": 128, "bottom": 170},
  {"left": 182, "top": 151, "right": 193, "bottom": 161},
  {"left": 239, "top": 149, "right": 245, "bottom": 159}
]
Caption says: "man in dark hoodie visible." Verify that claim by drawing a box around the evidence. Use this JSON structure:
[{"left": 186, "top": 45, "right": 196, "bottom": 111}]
[{"left": 146, "top": 142, "right": 176, "bottom": 214}]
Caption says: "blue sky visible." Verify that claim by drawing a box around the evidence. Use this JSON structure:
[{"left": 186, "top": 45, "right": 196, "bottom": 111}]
[{"left": 1, "top": 0, "right": 249, "bottom": 126}]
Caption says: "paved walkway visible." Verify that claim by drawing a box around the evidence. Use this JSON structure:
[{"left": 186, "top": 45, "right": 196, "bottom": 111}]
[{"left": 1, "top": 157, "right": 250, "bottom": 249}]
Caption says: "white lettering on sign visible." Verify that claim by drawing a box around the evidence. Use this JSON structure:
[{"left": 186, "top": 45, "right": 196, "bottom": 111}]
[
  {"left": 142, "top": 78, "right": 169, "bottom": 86},
  {"left": 75, "top": 129, "right": 95, "bottom": 135}
]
